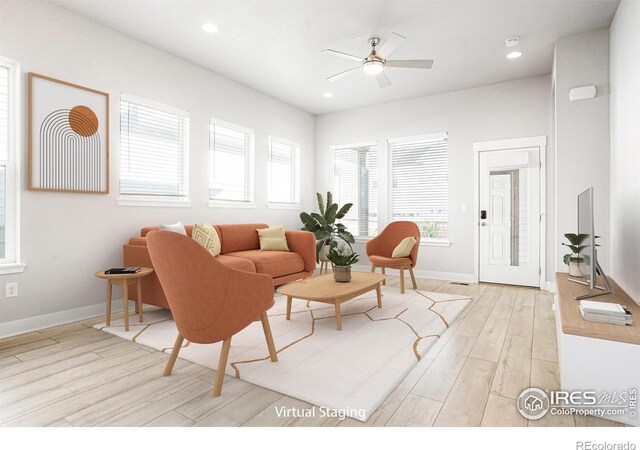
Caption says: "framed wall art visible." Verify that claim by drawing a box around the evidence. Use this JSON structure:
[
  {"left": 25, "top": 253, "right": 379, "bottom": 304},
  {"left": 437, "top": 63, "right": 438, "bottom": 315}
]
[{"left": 28, "top": 73, "right": 109, "bottom": 193}]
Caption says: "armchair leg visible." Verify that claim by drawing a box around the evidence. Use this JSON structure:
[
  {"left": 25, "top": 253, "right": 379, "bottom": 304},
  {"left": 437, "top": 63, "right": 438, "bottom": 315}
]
[
  {"left": 163, "top": 334, "right": 184, "bottom": 376},
  {"left": 381, "top": 267, "right": 386, "bottom": 285},
  {"left": 260, "top": 312, "right": 278, "bottom": 362},
  {"left": 370, "top": 264, "right": 376, "bottom": 273},
  {"left": 400, "top": 268, "right": 405, "bottom": 294},
  {"left": 212, "top": 337, "right": 232, "bottom": 397},
  {"left": 409, "top": 267, "right": 417, "bottom": 289}
]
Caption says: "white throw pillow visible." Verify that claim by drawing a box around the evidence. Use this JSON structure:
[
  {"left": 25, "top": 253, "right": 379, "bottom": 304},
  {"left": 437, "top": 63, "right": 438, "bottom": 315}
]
[
  {"left": 159, "top": 222, "right": 187, "bottom": 236},
  {"left": 392, "top": 236, "right": 417, "bottom": 258}
]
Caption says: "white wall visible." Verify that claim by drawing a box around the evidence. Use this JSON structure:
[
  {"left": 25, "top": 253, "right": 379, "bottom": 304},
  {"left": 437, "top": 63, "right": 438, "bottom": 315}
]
[
  {"left": 0, "top": 1, "right": 315, "bottom": 330},
  {"left": 610, "top": 1, "right": 640, "bottom": 302},
  {"left": 553, "top": 28, "right": 610, "bottom": 275},
  {"left": 315, "top": 75, "right": 553, "bottom": 281}
]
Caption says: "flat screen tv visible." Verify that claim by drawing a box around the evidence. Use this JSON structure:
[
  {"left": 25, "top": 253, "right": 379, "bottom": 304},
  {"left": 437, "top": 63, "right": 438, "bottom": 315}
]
[
  {"left": 570, "top": 188, "right": 612, "bottom": 299},
  {"left": 577, "top": 188, "right": 596, "bottom": 288}
]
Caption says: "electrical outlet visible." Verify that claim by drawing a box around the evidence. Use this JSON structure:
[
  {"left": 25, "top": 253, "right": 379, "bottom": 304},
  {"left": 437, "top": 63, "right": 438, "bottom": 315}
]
[{"left": 6, "top": 282, "right": 18, "bottom": 298}]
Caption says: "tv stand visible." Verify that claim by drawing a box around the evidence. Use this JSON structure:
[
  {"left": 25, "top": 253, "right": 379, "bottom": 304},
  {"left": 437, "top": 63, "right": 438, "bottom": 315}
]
[
  {"left": 555, "top": 273, "right": 639, "bottom": 426},
  {"left": 568, "top": 260, "right": 613, "bottom": 299}
]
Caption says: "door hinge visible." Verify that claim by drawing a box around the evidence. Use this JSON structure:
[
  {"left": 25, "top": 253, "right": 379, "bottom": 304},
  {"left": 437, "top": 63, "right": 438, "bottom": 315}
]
[
  {"left": 539, "top": 267, "right": 542, "bottom": 275},
  {"left": 539, "top": 161, "right": 542, "bottom": 169}
]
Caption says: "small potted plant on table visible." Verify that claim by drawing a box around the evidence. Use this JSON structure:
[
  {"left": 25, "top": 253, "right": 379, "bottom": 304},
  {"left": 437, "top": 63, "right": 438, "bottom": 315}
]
[
  {"left": 562, "top": 233, "right": 588, "bottom": 277},
  {"left": 327, "top": 247, "right": 359, "bottom": 283}
]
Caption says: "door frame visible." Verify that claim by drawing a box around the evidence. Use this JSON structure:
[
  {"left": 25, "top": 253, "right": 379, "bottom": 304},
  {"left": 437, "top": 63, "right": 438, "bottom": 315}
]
[{"left": 473, "top": 136, "right": 547, "bottom": 288}]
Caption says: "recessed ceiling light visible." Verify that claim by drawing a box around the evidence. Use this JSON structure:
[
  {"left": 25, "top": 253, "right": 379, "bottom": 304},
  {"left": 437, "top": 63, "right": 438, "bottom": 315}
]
[
  {"left": 201, "top": 23, "right": 219, "bottom": 33},
  {"left": 323, "top": 92, "right": 334, "bottom": 98},
  {"left": 506, "top": 51, "right": 523, "bottom": 59}
]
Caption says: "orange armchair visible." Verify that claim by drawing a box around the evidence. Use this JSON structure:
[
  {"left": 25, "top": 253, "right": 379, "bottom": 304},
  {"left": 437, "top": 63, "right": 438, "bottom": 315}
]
[
  {"left": 146, "top": 230, "right": 278, "bottom": 397},
  {"left": 366, "top": 221, "right": 421, "bottom": 293}
]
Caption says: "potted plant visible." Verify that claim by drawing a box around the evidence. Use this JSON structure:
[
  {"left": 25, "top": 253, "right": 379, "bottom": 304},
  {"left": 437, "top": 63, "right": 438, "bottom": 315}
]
[
  {"left": 327, "top": 247, "right": 359, "bottom": 282},
  {"left": 562, "top": 233, "right": 589, "bottom": 277},
  {"left": 300, "top": 192, "right": 355, "bottom": 262}
]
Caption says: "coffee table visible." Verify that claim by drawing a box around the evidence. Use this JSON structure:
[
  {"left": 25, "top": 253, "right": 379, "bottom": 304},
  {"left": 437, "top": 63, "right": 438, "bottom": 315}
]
[{"left": 276, "top": 272, "right": 386, "bottom": 330}]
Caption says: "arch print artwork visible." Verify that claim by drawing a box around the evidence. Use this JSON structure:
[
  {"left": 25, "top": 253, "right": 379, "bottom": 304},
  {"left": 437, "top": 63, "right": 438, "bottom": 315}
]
[{"left": 29, "top": 73, "right": 109, "bottom": 193}]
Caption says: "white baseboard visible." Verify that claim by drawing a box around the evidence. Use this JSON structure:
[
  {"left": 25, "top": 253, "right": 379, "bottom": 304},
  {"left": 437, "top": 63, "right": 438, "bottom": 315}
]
[
  {"left": 351, "top": 265, "right": 475, "bottom": 284},
  {"left": 0, "top": 300, "right": 124, "bottom": 340},
  {"left": 544, "top": 282, "right": 557, "bottom": 293}
]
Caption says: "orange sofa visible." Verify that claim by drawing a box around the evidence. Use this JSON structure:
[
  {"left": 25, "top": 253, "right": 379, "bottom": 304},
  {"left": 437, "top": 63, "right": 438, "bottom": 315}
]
[{"left": 123, "top": 223, "right": 316, "bottom": 309}]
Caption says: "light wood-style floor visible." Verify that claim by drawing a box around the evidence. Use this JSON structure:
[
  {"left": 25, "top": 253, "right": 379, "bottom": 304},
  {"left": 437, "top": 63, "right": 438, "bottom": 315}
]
[{"left": 0, "top": 273, "right": 624, "bottom": 427}]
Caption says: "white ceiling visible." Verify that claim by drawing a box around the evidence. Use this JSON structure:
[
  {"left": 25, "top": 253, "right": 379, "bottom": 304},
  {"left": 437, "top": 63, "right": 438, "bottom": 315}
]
[{"left": 54, "top": 0, "right": 619, "bottom": 115}]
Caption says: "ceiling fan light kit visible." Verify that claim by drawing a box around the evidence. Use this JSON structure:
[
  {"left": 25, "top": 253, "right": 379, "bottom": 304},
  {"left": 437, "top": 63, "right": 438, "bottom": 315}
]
[
  {"left": 363, "top": 59, "right": 384, "bottom": 75},
  {"left": 323, "top": 32, "right": 434, "bottom": 88}
]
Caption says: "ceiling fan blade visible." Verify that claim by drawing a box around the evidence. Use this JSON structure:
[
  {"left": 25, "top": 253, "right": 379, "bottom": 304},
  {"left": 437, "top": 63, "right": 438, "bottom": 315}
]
[
  {"left": 326, "top": 66, "right": 361, "bottom": 81},
  {"left": 321, "top": 49, "right": 364, "bottom": 62},
  {"left": 386, "top": 59, "right": 434, "bottom": 69},
  {"left": 375, "top": 71, "right": 392, "bottom": 88},
  {"left": 376, "top": 32, "right": 406, "bottom": 58}
]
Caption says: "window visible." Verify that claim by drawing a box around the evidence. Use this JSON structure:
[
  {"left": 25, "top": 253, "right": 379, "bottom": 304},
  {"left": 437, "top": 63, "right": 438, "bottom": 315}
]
[
  {"left": 267, "top": 136, "right": 300, "bottom": 207},
  {"left": 209, "top": 119, "right": 254, "bottom": 206},
  {"left": 390, "top": 133, "right": 448, "bottom": 240},
  {"left": 120, "top": 95, "right": 190, "bottom": 205},
  {"left": 0, "top": 57, "right": 23, "bottom": 272},
  {"left": 333, "top": 143, "right": 378, "bottom": 237}
]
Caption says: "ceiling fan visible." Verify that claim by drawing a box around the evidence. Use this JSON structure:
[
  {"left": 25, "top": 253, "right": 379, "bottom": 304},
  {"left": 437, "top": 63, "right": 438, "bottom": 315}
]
[{"left": 322, "top": 32, "right": 434, "bottom": 88}]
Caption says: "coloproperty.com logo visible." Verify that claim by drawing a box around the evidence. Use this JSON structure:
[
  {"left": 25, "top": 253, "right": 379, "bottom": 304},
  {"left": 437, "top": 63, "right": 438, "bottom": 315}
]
[{"left": 517, "top": 387, "right": 638, "bottom": 420}]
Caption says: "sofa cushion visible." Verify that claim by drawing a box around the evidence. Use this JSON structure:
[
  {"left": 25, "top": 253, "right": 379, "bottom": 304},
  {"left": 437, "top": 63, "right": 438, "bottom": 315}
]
[
  {"left": 217, "top": 223, "right": 268, "bottom": 253},
  {"left": 225, "top": 250, "right": 304, "bottom": 278},
  {"left": 216, "top": 255, "right": 256, "bottom": 273},
  {"left": 192, "top": 224, "right": 221, "bottom": 257}
]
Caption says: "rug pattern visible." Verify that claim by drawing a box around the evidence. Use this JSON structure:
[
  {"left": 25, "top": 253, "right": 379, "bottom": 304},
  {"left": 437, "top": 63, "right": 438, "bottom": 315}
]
[{"left": 96, "top": 286, "right": 471, "bottom": 421}]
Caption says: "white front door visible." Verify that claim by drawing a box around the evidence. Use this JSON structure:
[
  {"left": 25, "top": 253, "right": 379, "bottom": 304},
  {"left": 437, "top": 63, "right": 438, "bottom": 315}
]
[{"left": 479, "top": 147, "right": 540, "bottom": 287}]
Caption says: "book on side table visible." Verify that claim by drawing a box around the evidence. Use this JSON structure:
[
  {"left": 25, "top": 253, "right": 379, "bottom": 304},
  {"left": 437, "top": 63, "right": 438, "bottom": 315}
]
[
  {"left": 579, "top": 300, "right": 633, "bottom": 326},
  {"left": 105, "top": 267, "right": 141, "bottom": 275}
]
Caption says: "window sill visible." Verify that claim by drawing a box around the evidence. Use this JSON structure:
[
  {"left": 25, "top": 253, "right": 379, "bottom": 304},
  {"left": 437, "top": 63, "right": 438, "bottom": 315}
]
[
  {"left": 267, "top": 203, "right": 301, "bottom": 210},
  {"left": 352, "top": 237, "right": 450, "bottom": 247},
  {"left": 421, "top": 239, "right": 451, "bottom": 247},
  {"left": 118, "top": 197, "right": 192, "bottom": 208},
  {"left": 0, "top": 263, "right": 26, "bottom": 275},
  {"left": 208, "top": 200, "right": 255, "bottom": 209}
]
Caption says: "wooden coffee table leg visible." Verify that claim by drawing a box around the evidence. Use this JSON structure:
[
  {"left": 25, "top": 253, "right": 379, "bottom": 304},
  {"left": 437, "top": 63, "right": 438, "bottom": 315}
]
[
  {"left": 122, "top": 280, "right": 129, "bottom": 332},
  {"left": 376, "top": 284, "right": 382, "bottom": 308},
  {"left": 106, "top": 279, "right": 112, "bottom": 326},
  {"left": 137, "top": 278, "right": 144, "bottom": 323},
  {"left": 286, "top": 296, "right": 292, "bottom": 320},
  {"left": 335, "top": 301, "right": 342, "bottom": 330},
  {"left": 381, "top": 267, "right": 386, "bottom": 285}
]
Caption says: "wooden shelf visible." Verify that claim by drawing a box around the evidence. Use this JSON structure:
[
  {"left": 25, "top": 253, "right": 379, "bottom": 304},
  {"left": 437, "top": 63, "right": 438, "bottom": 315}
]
[{"left": 556, "top": 272, "right": 640, "bottom": 345}]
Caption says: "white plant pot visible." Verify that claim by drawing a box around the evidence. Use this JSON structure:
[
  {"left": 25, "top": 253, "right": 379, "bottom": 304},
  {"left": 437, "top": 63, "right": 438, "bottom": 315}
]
[
  {"left": 568, "top": 260, "right": 582, "bottom": 277},
  {"left": 319, "top": 244, "right": 331, "bottom": 262}
]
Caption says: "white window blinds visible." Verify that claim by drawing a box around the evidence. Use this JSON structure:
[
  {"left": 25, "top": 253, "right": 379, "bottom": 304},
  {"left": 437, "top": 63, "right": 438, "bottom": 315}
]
[
  {"left": 333, "top": 144, "right": 378, "bottom": 237},
  {"left": 268, "top": 136, "right": 300, "bottom": 205},
  {"left": 120, "top": 95, "right": 189, "bottom": 199},
  {"left": 390, "top": 133, "right": 448, "bottom": 239},
  {"left": 209, "top": 119, "right": 254, "bottom": 204}
]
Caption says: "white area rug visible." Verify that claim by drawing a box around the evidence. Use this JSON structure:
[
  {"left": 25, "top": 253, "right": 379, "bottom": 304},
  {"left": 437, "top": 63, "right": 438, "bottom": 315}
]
[{"left": 95, "top": 286, "right": 471, "bottom": 421}]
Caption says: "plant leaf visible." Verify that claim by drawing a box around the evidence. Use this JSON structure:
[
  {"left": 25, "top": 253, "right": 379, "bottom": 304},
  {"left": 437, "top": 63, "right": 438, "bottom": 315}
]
[
  {"left": 335, "top": 203, "right": 353, "bottom": 219},
  {"left": 326, "top": 191, "right": 333, "bottom": 209},
  {"left": 316, "top": 192, "right": 325, "bottom": 215},
  {"left": 337, "top": 230, "right": 355, "bottom": 244},
  {"left": 315, "top": 230, "right": 332, "bottom": 241},
  {"left": 299, "top": 212, "right": 319, "bottom": 232},
  {"left": 325, "top": 203, "right": 338, "bottom": 224},
  {"left": 311, "top": 213, "right": 328, "bottom": 229}
]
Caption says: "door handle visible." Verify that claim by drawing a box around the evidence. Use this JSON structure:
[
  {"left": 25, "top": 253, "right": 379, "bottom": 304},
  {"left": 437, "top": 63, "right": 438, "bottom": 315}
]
[
  {"left": 480, "top": 210, "right": 487, "bottom": 220},
  {"left": 481, "top": 222, "right": 487, "bottom": 227}
]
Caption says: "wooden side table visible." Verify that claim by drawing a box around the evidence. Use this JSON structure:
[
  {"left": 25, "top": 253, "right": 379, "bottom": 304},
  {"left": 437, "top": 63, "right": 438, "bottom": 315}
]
[{"left": 95, "top": 268, "right": 154, "bottom": 331}]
